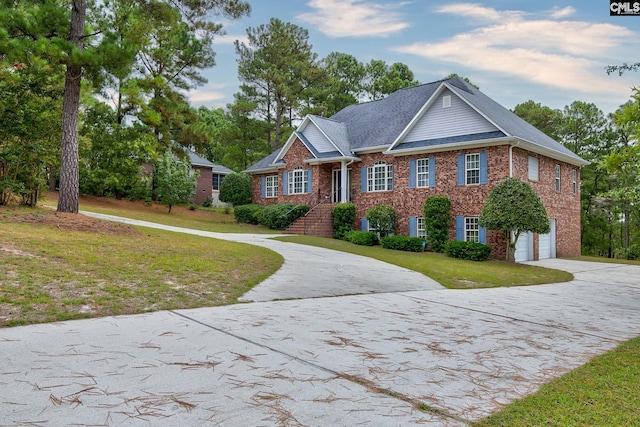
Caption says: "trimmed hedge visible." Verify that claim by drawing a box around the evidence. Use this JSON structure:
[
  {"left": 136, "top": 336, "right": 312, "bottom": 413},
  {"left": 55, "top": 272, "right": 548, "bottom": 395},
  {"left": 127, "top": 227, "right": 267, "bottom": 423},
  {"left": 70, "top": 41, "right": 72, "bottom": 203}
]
[
  {"left": 344, "top": 231, "right": 379, "bottom": 246},
  {"left": 333, "top": 202, "right": 356, "bottom": 240},
  {"left": 381, "top": 235, "right": 425, "bottom": 252},
  {"left": 234, "top": 204, "right": 263, "bottom": 225},
  {"left": 261, "top": 203, "right": 309, "bottom": 230},
  {"left": 444, "top": 241, "right": 492, "bottom": 261}
]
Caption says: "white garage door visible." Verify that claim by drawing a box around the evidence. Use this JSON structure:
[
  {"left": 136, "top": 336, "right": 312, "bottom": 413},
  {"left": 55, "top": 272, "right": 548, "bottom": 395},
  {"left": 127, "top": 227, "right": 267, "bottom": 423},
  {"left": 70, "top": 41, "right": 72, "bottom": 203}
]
[
  {"left": 515, "top": 231, "right": 533, "bottom": 262},
  {"left": 538, "top": 219, "right": 556, "bottom": 260}
]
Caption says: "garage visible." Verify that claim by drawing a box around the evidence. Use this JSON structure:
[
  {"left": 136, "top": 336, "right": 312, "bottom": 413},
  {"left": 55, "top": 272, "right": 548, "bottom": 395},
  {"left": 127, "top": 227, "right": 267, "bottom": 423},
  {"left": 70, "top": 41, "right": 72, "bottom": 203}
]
[
  {"left": 515, "top": 231, "right": 534, "bottom": 262},
  {"left": 538, "top": 219, "right": 556, "bottom": 260}
]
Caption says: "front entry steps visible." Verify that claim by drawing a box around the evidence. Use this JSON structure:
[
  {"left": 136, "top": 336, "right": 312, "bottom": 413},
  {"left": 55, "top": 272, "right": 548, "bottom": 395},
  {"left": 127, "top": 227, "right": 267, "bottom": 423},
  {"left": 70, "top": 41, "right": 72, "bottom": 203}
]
[{"left": 284, "top": 203, "right": 334, "bottom": 238}]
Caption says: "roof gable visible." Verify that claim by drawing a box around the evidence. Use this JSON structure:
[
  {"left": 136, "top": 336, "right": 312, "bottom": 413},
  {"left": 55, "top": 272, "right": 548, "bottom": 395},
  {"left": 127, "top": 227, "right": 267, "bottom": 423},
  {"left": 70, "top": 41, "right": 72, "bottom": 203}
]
[{"left": 391, "top": 87, "right": 501, "bottom": 151}]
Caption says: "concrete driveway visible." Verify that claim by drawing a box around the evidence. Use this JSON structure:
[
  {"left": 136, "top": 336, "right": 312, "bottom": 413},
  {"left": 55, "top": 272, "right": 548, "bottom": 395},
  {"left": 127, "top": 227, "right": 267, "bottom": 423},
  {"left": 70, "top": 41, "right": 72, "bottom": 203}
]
[{"left": 2, "top": 216, "right": 639, "bottom": 426}]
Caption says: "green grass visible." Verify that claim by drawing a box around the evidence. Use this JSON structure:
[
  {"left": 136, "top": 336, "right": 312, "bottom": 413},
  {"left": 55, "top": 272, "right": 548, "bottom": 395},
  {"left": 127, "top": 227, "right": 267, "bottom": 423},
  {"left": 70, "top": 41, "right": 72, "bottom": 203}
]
[
  {"left": 473, "top": 337, "right": 640, "bottom": 427},
  {"left": 0, "top": 213, "right": 283, "bottom": 327},
  {"left": 275, "top": 235, "right": 572, "bottom": 288}
]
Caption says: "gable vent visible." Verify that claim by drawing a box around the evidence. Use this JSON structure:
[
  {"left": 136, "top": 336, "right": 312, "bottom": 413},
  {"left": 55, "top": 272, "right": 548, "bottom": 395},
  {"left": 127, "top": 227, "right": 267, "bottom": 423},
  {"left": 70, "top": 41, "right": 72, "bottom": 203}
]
[{"left": 443, "top": 95, "right": 451, "bottom": 108}]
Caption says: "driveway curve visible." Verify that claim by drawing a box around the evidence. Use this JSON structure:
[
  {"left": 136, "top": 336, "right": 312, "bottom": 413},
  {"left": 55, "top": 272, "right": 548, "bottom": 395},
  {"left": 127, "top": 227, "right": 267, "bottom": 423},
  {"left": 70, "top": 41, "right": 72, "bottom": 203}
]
[
  {"left": 2, "top": 214, "right": 639, "bottom": 426},
  {"left": 81, "top": 212, "right": 444, "bottom": 301}
]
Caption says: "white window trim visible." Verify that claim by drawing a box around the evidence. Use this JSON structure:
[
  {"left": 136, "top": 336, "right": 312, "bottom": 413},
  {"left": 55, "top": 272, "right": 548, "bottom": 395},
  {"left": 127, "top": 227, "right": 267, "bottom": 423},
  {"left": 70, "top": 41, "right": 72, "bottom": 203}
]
[
  {"left": 266, "top": 175, "right": 278, "bottom": 198},
  {"left": 417, "top": 217, "right": 426, "bottom": 239},
  {"left": 555, "top": 164, "right": 561, "bottom": 192},
  {"left": 465, "top": 154, "right": 480, "bottom": 185},
  {"left": 416, "top": 158, "right": 429, "bottom": 188},
  {"left": 367, "top": 161, "right": 393, "bottom": 192},
  {"left": 528, "top": 156, "right": 539, "bottom": 181},
  {"left": 465, "top": 217, "right": 480, "bottom": 243},
  {"left": 572, "top": 169, "right": 577, "bottom": 194},
  {"left": 288, "top": 167, "right": 307, "bottom": 195}
]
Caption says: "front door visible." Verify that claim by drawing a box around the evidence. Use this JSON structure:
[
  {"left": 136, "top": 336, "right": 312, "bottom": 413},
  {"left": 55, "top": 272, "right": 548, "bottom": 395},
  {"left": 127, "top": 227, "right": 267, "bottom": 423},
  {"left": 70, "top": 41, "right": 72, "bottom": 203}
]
[{"left": 332, "top": 169, "right": 351, "bottom": 203}]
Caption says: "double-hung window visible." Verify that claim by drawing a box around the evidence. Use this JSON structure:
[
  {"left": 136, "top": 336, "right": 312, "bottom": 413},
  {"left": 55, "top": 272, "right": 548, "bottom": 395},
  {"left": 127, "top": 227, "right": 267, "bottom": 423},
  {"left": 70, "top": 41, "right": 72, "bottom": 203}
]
[
  {"left": 288, "top": 167, "right": 307, "bottom": 195},
  {"left": 466, "top": 154, "right": 480, "bottom": 185},
  {"left": 417, "top": 217, "right": 426, "bottom": 239},
  {"left": 265, "top": 175, "right": 278, "bottom": 198},
  {"left": 572, "top": 169, "right": 577, "bottom": 194},
  {"left": 367, "top": 161, "right": 393, "bottom": 192},
  {"left": 417, "top": 159, "right": 429, "bottom": 188},
  {"left": 465, "top": 217, "right": 480, "bottom": 243},
  {"left": 555, "top": 164, "right": 561, "bottom": 192}
]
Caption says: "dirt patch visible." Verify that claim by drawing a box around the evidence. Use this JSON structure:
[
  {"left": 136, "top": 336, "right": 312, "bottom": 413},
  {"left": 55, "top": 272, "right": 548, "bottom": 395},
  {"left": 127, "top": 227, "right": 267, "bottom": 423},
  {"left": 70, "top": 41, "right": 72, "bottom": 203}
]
[{"left": 0, "top": 209, "right": 141, "bottom": 236}]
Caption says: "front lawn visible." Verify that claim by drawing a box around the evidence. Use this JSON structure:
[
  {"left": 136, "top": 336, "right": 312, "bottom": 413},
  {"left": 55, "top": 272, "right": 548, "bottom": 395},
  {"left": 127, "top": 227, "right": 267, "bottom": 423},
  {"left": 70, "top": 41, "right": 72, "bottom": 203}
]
[{"left": 0, "top": 206, "right": 282, "bottom": 327}]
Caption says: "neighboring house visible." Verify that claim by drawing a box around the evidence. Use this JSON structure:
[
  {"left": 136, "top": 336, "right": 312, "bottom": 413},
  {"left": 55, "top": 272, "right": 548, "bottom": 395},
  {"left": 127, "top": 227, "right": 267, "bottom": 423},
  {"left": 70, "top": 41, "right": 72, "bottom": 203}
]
[
  {"left": 245, "top": 77, "right": 588, "bottom": 261},
  {"left": 187, "top": 152, "right": 233, "bottom": 206}
]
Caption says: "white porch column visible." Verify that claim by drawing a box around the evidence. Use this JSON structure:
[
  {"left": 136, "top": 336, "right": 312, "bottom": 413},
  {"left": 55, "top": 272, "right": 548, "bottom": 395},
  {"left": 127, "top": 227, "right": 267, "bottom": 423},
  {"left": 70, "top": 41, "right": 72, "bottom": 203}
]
[{"left": 340, "top": 161, "right": 348, "bottom": 203}]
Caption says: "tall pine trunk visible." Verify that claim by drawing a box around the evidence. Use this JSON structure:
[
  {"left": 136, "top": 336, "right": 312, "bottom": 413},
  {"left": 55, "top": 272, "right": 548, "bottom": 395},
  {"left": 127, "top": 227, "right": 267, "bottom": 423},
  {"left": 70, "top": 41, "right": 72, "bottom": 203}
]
[{"left": 57, "top": 0, "right": 86, "bottom": 213}]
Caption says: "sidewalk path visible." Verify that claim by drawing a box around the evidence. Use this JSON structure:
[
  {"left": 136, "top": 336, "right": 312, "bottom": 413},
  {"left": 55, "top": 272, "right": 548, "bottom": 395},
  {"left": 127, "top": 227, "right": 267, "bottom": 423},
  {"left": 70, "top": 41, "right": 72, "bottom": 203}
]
[{"left": 1, "top": 215, "right": 639, "bottom": 426}]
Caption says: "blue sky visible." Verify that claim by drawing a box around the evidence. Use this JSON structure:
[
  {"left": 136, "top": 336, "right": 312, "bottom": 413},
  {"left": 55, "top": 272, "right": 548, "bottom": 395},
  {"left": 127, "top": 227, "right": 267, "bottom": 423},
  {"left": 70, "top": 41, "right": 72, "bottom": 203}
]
[{"left": 187, "top": 1, "right": 640, "bottom": 116}]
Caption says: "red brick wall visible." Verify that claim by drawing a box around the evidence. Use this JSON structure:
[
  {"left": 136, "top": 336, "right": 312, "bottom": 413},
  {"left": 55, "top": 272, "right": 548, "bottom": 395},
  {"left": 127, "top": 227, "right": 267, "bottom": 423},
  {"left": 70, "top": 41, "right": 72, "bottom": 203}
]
[
  {"left": 250, "top": 138, "right": 338, "bottom": 207},
  {"left": 250, "top": 141, "right": 582, "bottom": 259},
  {"left": 193, "top": 166, "right": 212, "bottom": 205}
]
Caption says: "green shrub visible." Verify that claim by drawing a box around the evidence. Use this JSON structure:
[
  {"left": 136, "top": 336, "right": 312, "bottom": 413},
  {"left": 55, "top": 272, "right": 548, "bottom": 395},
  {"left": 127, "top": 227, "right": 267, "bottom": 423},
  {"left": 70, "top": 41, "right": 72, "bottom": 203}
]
[
  {"left": 366, "top": 204, "right": 397, "bottom": 238},
  {"left": 344, "top": 231, "right": 379, "bottom": 246},
  {"left": 444, "top": 240, "right": 492, "bottom": 261},
  {"left": 261, "top": 203, "right": 309, "bottom": 230},
  {"left": 333, "top": 202, "right": 356, "bottom": 239},
  {"left": 234, "top": 204, "right": 264, "bottom": 225},
  {"left": 424, "top": 195, "right": 451, "bottom": 253},
  {"left": 219, "top": 172, "right": 252, "bottom": 206},
  {"left": 381, "top": 235, "right": 425, "bottom": 252},
  {"left": 626, "top": 243, "right": 640, "bottom": 260},
  {"left": 202, "top": 197, "right": 213, "bottom": 207}
]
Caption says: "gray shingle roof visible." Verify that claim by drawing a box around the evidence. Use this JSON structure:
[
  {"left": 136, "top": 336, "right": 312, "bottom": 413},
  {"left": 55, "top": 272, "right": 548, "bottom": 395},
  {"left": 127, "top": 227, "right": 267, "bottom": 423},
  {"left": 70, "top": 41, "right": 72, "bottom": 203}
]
[
  {"left": 246, "top": 76, "right": 586, "bottom": 172},
  {"left": 245, "top": 148, "right": 282, "bottom": 172},
  {"left": 330, "top": 82, "right": 442, "bottom": 150},
  {"left": 188, "top": 152, "right": 215, "bottom": 168}
]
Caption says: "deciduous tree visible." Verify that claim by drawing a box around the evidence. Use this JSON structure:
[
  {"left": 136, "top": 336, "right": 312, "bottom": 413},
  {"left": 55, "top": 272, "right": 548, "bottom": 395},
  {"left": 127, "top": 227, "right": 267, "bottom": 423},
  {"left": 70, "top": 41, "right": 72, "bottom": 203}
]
[{"left": 154, "top": 151, "right": 198, "bottom": 212}]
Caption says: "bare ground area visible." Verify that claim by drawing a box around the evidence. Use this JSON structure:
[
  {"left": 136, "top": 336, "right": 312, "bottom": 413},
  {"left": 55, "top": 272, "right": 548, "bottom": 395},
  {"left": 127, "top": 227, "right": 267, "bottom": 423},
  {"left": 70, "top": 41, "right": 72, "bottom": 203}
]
[{"left": 0, "top": 208, "right": 141, "bottom": 236}]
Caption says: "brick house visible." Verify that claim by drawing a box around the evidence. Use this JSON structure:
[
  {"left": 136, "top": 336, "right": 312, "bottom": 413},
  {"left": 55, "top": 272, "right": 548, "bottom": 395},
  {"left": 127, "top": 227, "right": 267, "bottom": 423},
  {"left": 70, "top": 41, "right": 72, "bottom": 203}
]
[
  {"left": 187, "top": 152, "right": 232, "bottom": 206},
  {"left": 245, "top": 77, "right": 588, "bottom": 261}
]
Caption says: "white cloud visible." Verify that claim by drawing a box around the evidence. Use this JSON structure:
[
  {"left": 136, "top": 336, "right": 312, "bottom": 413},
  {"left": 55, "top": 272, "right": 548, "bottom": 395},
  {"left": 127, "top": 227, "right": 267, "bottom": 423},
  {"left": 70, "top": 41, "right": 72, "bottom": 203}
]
[
  {"left": 186, "top": 83, "right": 228, "bottom": 107},
  {"left": 296, "top": 0, "right": 410, "bottom": 37},
  {"left": 393, "top": 3, "right": 637, "bottom": 96},
  {"left": 212, "top": 34, "right": 249, "bottom": 46},
  {"left": 434, "top": 3, "right": 520, "bottom": 22},
  {"left": 550, "top": 6, "right": 576, "bottom": 19}
]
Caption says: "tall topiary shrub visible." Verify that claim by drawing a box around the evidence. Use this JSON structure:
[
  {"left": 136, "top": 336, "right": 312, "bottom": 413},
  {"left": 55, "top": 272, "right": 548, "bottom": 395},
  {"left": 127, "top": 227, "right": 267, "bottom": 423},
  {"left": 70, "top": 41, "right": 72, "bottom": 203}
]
[
  {"left": 219, "top": 172, "right": 252, "bottom": 206},
  {"left": 480, "top": 177, "right": 549, "bottom": 262},
  {"left": 366, "top": 204, "right": 397, "bottom": 238},
  {"left": 333, "top": 202, "right": 356, "bottom": 239},
  {"left": 424, "top": 195, "right": 451, "bottom": 252}
]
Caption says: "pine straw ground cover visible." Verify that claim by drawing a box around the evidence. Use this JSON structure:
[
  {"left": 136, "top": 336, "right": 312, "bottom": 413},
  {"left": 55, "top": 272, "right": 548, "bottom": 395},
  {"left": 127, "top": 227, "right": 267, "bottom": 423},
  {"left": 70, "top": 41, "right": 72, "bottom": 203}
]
[{"left": 0, "top": 206, "right": 282, "bottom": 327}]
